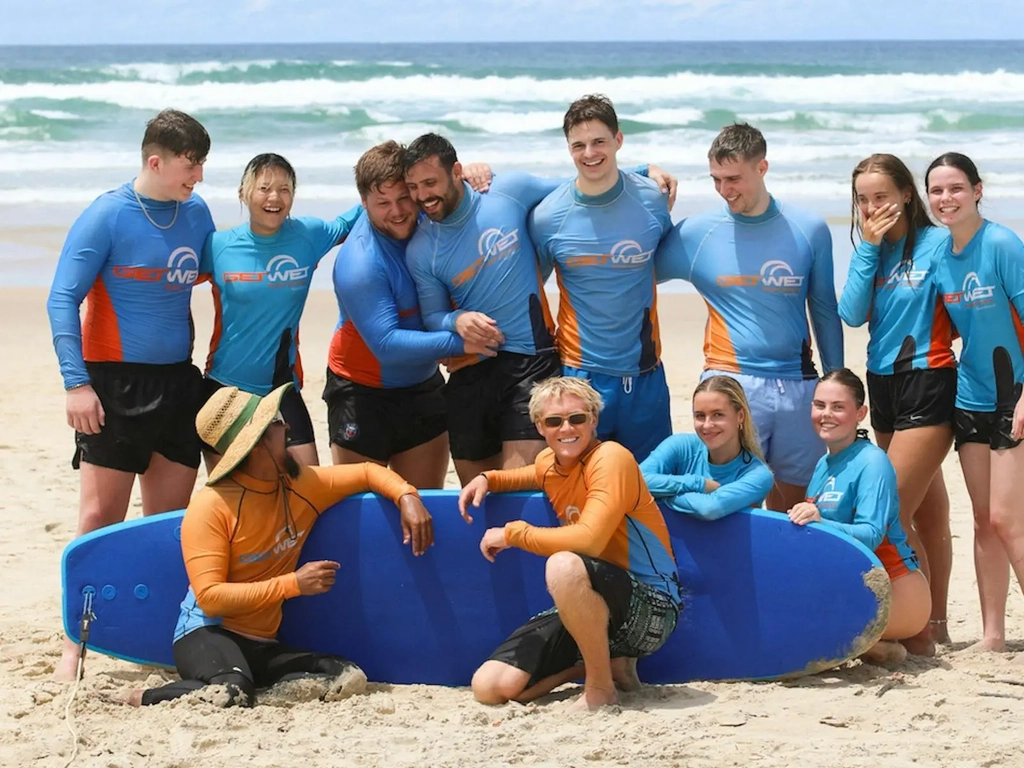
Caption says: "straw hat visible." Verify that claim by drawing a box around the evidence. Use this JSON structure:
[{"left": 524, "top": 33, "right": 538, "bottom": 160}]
[{"left": 197, "top": 383, "right": 291, "bottom": 485}]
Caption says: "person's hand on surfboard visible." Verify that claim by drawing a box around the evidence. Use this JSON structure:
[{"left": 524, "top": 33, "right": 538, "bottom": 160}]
[
  {"left": 787, "top": 502, "right": 822, "bottom": 526},
  {"left": 295, "top": 560, "right": 340, "bottom": 595},
  {"left": 399, "top": 494, "right": 434, "bottom": 556},
  {"left": 458, "top": 475, "right": 490, "bottom": 524},
  {"left": 479, "top": 526, "right": 510, "bottom": 563}
]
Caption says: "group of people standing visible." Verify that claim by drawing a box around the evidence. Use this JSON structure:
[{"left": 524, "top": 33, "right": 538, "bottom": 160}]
[{"left": 46, "top": 94, "right": 1024, "bottom": 708}]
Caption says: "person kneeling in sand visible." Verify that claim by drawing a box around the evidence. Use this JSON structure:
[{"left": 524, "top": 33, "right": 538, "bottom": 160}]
[
  {"left": 788, "top": 369, "right": 931, "bottom": 665},
  {"left": 458, "top": 377, "right": 683, "bottom": 710},
  {"left": 114, "top": 383, "right": 433, "bottom": 707}
]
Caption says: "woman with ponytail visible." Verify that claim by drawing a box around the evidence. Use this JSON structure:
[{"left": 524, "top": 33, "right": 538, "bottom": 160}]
[
  {"left": 640, "top": 375, "right": 773, "bottom": 521},
  {"left": 788, "top": 369, "right": 931, "bottom": 665},
  {"left": 838, "top": 154, "right": 955, "bottom": 653}
]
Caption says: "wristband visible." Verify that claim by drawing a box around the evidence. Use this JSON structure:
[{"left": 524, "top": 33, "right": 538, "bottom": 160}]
[{"left": 66, "top": 382, "right": 90, "bottom": 391}]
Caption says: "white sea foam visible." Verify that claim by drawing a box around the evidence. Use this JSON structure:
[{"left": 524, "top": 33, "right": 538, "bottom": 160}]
[
  {"left": 28, "top": 109, "right": 79, "bottom": 121},
  {"left": 441, "top": 110, "right": 565, "bottom": 134}
]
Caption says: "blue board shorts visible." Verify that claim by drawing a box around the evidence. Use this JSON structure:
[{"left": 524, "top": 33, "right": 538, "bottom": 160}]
[
  {"left": 563, "top": 363, "right": 671, "bottom": 462},
  {"left": 702, "top": 370, "right": 822, "bottom": 488}
]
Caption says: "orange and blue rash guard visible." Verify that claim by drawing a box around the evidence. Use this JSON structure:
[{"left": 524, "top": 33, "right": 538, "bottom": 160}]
[
  {"left": 655, "top": 198, "right": 843, "bottom": 380},
  {"left": 47, "top": 183, "right": 216, "bottom": 388},
  {"left": 528, "top": 172, "right": 672, "bottom": 377},
  {"left": 327, "top": 214, "right": 465, "bottom": 388},
  {"left": 838, "top": 226, "right": 955, "bottom": 375},
  {"left": 201, "top": 208, "right": 361, "bottom": 395},
  {"left": 174, "top": 463, "right": 417, "bottom": 642},
  {"left": 484, "top": 440, "right": 682, "bottom": 606}
]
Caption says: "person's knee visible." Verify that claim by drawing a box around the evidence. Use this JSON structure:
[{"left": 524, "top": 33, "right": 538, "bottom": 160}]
[
  {"left": 471, "top": 662, "right": 525, "bottom": 705},
  {"left": 988, "top": 505, "right": 1023, "bottom": 541},
  {"left": 209, "top": 672, "right": 256, "bottom": 708},
  {"left": 545, "top": 551, "right": 587, "bottom": 595}
]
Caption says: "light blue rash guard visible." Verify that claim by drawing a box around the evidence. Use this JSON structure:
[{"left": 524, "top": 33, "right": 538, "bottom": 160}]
[
  {"left": 47, "top": 182, "right": 215, "bottom": 388},
  {"left": 529, "top": 170, "right": 672, "bottom": 377},
  {"left": 838, "top": 226, "right": 955, "bottom": 375},
  {"left": 934, "top": 220, "right": 1024, "bottom": 411},
  {"left": 328, "top": 215, "right": 465, "bottom": 389},
  {"left": 201, "top": 208, "right": 361, "bottom": 395},
  {"left": 639, "top": 433, "right": 774, "bottom": 520},
  {"left": 655, "top": 198, "right": 843, "bottom": 380},
  {"left": 406, "top": 174, "right": 559, "bottom": 356},
  {"left": 805, "top": 438, "right": 918, "bottom": 576}
]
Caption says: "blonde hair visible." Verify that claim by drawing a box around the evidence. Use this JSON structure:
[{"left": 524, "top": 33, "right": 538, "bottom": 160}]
[
  {"left": 693, "top": 375, "right": 764, "bottom": 462},
  {"left": 238, "top": 153, "right": 296, "bottom": 205},
  {"left": 528, "top": 377, "right": 604, "bottom": 423}
]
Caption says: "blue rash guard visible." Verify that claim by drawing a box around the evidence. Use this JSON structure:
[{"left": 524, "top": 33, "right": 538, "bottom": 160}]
[
  {"left": 406, "top": 174, "right": 560, "bottom": 356},
  {"left": 806, "top": 439, "right": 918, "bottom": 577},
  {"left": 47, "top": 182, "right": 216, "bottom": 388},
  {"left": 639, "top": 433, "right": 774, "bottom": 520},
  {"left": 934, "top": 220, "right": 1024, "bottom": 411},
  {"left": 655, "top": 198, "right": 843, "bottom": 380},
  {"left": 838, "top": 226, "right": 955, "bottom": 375},
  {"left": 529, "top": 171, "right": 672, "bottom": 377},
  {"left": 327, "top": 214, "right": 465, "bottom": 389},
  {"left": 201, "top": 208, "right": 361, "bottom": 395}
]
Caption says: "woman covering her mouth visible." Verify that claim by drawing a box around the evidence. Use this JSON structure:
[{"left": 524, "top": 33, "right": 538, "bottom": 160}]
[{"left": 198, "top": 153, "right": 362, "bottom": 470}]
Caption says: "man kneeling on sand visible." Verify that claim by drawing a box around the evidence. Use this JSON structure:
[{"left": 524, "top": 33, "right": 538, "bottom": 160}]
[
  {"left": 115, "top": 383, "right": 433, "bottom": 707},
  {"left": 458, "top": 377, "right": 683, "bottom": 710}
]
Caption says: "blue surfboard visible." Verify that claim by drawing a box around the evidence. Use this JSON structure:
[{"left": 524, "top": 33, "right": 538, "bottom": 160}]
[{"left": 62, "top": 491, "right": 890, "bottom": 685}]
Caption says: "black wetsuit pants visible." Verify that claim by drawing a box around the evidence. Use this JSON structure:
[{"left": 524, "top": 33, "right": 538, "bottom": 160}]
[{"left": 141, "top": 625, "right": 354, "bottom": 707}]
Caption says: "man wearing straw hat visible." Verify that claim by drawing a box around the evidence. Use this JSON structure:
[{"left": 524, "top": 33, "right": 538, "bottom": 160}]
[{"left": 116, "top": 383, "right": 433, "bottom": 707}]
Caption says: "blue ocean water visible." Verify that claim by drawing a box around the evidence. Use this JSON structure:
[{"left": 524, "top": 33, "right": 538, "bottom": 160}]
[{"left": 1, "top": 41, "right": 1022, "bottom": 287}]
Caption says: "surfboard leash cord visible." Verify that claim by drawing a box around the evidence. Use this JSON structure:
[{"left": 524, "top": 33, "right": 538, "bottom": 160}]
[{"left": 62, "top": 591, "right": 96, "bottom": 768}]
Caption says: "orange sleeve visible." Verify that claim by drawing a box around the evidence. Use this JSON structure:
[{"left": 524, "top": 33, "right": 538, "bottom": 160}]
[
  {"left": 484, "top": 465, "right": 541, "bottom": 493},
  {"left": 181, "top": 491, "right": 301, "bottom": 618},
  {"left": 504, "top": 445, "right": 636, "bottom": 557},
  {"left": 301, "top": 463, "right": 418, "bottom": 509}
]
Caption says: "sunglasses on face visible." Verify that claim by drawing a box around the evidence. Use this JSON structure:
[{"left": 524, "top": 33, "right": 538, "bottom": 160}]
[{"left": 542, "top": 412, "right": 589, "bottom": 428}]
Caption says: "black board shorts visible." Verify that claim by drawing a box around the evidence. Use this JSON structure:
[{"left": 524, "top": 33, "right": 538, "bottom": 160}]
[
  {"left": 322, "top": 369, "right": 447, "bottom": 462},
  {"left": 73, "top": 361, "right": 205, "bottom": 474},
  {"left": 201, "top": 377, "right": 316, "bottom": 448},
  {"left": 487, "top": 555, "right": 680, "bottom": 688},
  {"left": 866, "top": 368, "right": 957, "bottom": 434},
  {"left": 444, "top": 351, "right": 562, "bottom": 461},
  {"left": 954, "top": 407, "right": 1023, "bottom": 451}
]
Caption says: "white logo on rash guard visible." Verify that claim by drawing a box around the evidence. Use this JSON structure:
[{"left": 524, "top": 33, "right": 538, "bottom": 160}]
[
  {"left": 961, "top": 272, "right": 995, "bottom": 303},
  {"left": 563, "top": 505, "right": 581, "bottom": 523},
  {"left": 879, "top": 262, "right": 927, "bottom": 289},
  {"left": 266, "top": 254, "right": 310, "bottom": 284},
  {"left": 478, "top": 228, "right": 520, "bottom": 259},
  {"left": 165, "top": 247, "right": 200, "bottom": 286},
  {"left": 817, "top": 476, "right": 844, "bottom": 506},
  {"left": 609, "top": 239, "right": 653, "bottom": 265},
  {"left": 759, "top": 260, "right": 805, "bottom": 291}
]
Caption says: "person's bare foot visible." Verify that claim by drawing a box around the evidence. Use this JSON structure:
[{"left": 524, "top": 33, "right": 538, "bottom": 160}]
[
  {"left": 861, "top": 640, "right": 908, "bottom": 666},
  {"left": 963, "top": 637, "right": 1006, "bottom": 653},
  {"left": 97, "top": 689, "right": 144, "bottom": 707},
  {"left": 930, "top": 619, "right": 951, "bottom": 645},
  {"left": 569, "top": 685, "right": 618, "bottom": 711},
  {"left": 53, "top": 641, "right": 83, "bottom": 682},
  {"left": 610, "top": 658, "right": 642, "bottom": 692},
  {"left": 900, "top": 626, "right": 936, "bottom": 657}
]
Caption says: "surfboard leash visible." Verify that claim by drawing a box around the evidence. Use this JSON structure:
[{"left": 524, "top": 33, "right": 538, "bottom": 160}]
[{"left": 62, "top": 591, "right": 96, "bottom": 768}]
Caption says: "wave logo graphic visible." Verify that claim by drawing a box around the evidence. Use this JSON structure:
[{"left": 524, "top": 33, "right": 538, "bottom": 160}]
[
  {"left": 452, "top": 228, "right": 520, "bottom": 287},
  {"left": 266, "top": 254, "right": 310, "bottom": 284},
  {"left": 759, "top": 260, "right": 805, "bottom": 290},
  {"left": 942, "top": 271, "right": 995, "bottom": 307},
  {"left": 564, "top": 239, "right": 654, "bottom": 269},
  {"left": 165, "top": 247, "right": 200, "bottom": 285},
  {"left": 817, "top": 476, "right": 844, "bottom": 505},
  {"left": 564, "top": 505, "right": 582, "bottom": 524},
  {"left": 878, "top": 262, "right": 927, "bottom": 289}
]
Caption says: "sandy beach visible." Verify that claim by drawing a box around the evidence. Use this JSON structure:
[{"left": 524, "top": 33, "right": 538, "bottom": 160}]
[{"left": 2, "top": 284, "right": 1024, "bottom": 768}]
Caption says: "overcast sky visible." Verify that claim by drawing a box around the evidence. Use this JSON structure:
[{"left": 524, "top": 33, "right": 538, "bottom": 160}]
[{"left": 2, "top": 0, "right": 1022, "bottom": 45}]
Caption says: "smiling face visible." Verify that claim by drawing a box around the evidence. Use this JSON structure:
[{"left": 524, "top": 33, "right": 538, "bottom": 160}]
[
  {"left": 811, "top": 380, "right": 866, "bottom": 452},
  {"left": 362, "top": 180, "right": 419, "bottom": 241},
  {"left": 535, "top": 393, "right": 598, "bottom": 465},
  {"left": 692, "top": 391, "right": 743, "bottom": 459},
  {"left": 926, "top": 165, "right": 982, "bottom": 230},
  {"left": 854, "top": 171, "right": 910, "bottom": 236},
  {"left": 245, "top": 167, "right": 294, "bottom": 237},
  {"left": 152, "top": 152, "right": 205, "bottom": 202},
  {"left": 567, "top": 120, "right": 622, "bottom": 192},
  {"left": 709, "top": 156, "right": 768, "bottom": 216},
  {"left": 404, "top": 155, "right": 463, "bottom": 222}
]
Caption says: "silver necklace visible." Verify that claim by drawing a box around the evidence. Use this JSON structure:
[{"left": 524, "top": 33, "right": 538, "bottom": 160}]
[{"left": 133, "top": 186, "right": 179, "bottom": 230}]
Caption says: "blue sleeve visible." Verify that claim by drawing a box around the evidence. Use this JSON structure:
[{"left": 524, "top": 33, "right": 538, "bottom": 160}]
[
  {"left": 993, "top": 228, "right": 1024, "bottom": 322},
  {"left": 639, "top": 436, "right": 708, "bottom": 497},
  {"left": 46, "top": 201, "right": 113, "bottom": 388},
  {"left": 629, "top": 164, "right": 649, "bottom": 177},
  {"left": 494, "top": 173, "right": 563, "bottom": 210},
  {"left": 407, "top": 238, "right": 460, "bottom": 333},
  {"left": 819, "top": 455, "right": 894, "bottom": 551},
  {"left": 654, "top": 222, "right": 693, "bottom": 284},
  {"left": 528, "top": 207, "right": 556, "bottom": 283},
  {"left": 806, "top": 220, "right": 844, "bottom": 373},
  {"left": 664, "top": 463, "right": 774, "bottom": 521},
  {"left": 837, "top": 241, "right": 879, "bottom": 328},
  {"left": 310, "top": 205, "right": 364, "bottom": 258},
  {"left": 334, "top": 248, "right": 464, "bottom": 364}
]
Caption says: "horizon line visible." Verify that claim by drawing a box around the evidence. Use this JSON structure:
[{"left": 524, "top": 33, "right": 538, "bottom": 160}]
[{"left": 2, "top": 38, "right": 1024, "bottom": 47}]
